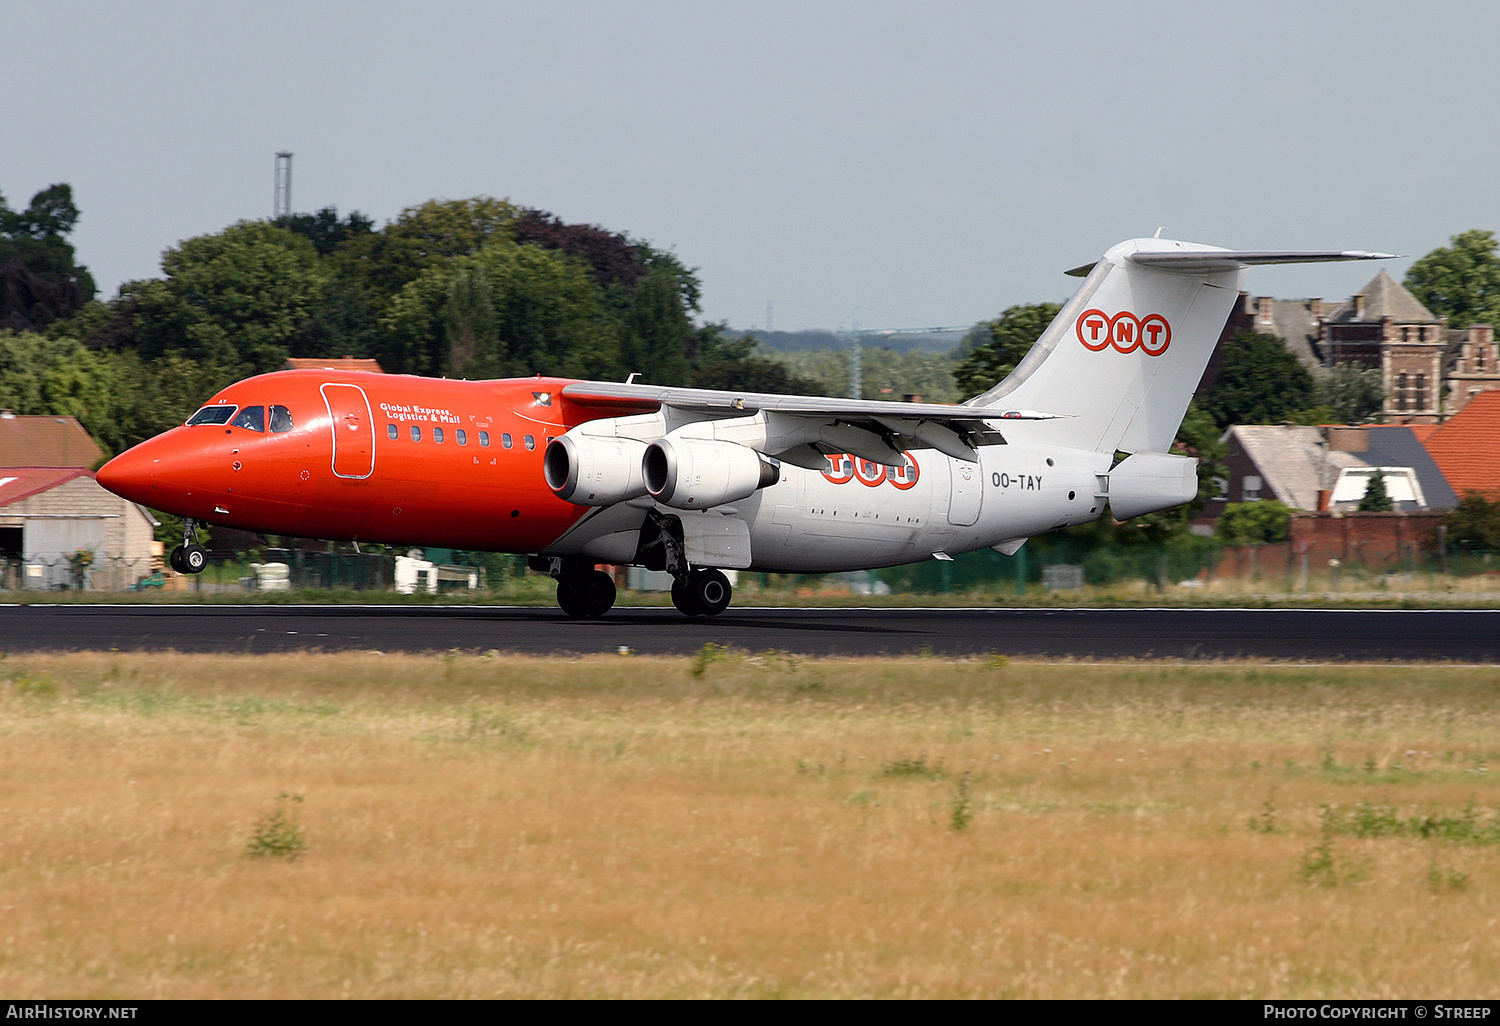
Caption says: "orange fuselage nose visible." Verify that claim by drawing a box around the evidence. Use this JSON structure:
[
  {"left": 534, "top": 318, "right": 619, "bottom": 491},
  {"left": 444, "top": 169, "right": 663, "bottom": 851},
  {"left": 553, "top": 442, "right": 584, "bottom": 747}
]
[{"left": 96, "top": 428, "right": 233, "bottom": 519}]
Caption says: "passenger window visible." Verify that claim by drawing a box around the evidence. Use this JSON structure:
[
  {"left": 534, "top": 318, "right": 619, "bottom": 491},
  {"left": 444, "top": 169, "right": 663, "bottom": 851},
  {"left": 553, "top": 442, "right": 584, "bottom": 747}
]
[
  {"left": 434, "top": 428, "right": 445, "bottom": 443},
  {"left": 502, "top": 433, "right": 513, "bottom": 449},
  {"left": 269, "top": 405, "right": 294, "bottom": 433},
  {"left": 410, "top": 426, "right": 421, "bottom": 442},
  {"left": 524, "top": 435, "right": 535, "bottom": 450},
  {"left": 479, "top": 431, "right": 490, "bottom": 447},
  {"left": 387, "top": 424, "right": 398, "bottom": 440},
  {"left": 456, "top": 429, "right": 467, "bottom": 445},
  {"left": 231, "top": 406, "right": 266, "bottom": 432},
  {"left": 186, "top": 405, "right": 236, "bottom": 426}
]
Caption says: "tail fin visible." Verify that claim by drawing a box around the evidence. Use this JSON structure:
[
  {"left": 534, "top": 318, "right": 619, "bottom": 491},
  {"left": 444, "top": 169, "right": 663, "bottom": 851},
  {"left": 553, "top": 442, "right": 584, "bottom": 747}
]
[{"left": 970, "top": 239, "right": 1391, "bottom": 454}]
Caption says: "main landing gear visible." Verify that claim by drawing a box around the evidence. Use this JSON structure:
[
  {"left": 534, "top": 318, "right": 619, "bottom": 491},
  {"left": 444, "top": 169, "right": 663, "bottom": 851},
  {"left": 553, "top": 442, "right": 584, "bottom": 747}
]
[
  {"left": 169, "top": 518, "right": 207, "bottom": 575},
  {"left": 670, "top": 567, "right": 732, "bottom": 617},
  {"left": 529, "top": 557, "right": 735, "bottom": 618}
]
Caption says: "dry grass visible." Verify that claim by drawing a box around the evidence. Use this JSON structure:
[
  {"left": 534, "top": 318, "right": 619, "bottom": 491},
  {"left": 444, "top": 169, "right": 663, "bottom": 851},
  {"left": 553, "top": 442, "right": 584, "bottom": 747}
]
[{"left": 2, "top": 649, "right": 1498, "bottom": 998}]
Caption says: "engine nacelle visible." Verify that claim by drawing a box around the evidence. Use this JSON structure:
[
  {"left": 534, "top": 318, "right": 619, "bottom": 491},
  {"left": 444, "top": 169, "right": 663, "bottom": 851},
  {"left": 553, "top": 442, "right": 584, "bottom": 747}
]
[
  {"left": 643, "top": 437, "right": 780, "bottom": 510},
  {"left": 544, "top": 434, "right": 649, "bottom": 505}
]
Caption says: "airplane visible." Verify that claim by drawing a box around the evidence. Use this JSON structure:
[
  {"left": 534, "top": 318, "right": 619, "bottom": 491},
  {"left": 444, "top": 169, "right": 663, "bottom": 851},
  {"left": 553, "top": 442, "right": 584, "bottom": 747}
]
[{"left": 96, "top": 237, "right": 1391, "bottom": 617}]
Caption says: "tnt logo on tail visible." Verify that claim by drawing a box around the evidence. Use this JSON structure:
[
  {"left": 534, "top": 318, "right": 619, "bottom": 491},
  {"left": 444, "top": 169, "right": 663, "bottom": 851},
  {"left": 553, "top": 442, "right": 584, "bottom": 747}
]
[{"left": 1076, "top": 309, "right": 1171, "bottom": 356}]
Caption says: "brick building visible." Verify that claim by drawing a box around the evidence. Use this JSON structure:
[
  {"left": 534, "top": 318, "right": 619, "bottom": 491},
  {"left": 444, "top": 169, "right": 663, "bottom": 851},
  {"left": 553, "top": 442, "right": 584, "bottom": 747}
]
[
  {"left": 0, "top": 413, "right": 157, "bottom": 589},
  {"left": 1218, "top": 271, "right": 1498, "bottom": 423}
]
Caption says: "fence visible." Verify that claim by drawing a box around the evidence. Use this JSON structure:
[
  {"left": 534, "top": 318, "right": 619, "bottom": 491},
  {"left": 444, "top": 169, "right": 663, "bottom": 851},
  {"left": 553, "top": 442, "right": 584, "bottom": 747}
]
[{"left": 0, "top": 555, "right": 156, "bottom": 591}]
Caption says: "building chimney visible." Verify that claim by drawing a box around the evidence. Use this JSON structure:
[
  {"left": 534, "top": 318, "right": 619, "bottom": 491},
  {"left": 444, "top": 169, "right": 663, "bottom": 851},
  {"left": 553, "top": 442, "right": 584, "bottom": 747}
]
[
  {"left": 1326, "top": 426, "right": 1369, "bottom": 453},
  {"left": 1354, "top": 293, "right": 1365, "bottom": 320}
]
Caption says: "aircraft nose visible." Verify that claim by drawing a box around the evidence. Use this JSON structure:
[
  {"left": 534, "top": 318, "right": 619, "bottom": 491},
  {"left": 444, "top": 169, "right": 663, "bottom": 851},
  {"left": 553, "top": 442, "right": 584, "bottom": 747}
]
[{"left": 96, "top": 444, "right": 160, "bottom": 505}]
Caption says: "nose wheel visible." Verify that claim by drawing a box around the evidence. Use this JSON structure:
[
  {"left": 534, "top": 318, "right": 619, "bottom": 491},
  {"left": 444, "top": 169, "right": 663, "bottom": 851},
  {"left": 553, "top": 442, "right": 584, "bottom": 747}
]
[
  {"left": 169, "top": 545, "right": 208, "bottom": 574},
  {"left": 169, "top": 518, "right": 208, "bottom": 574},
  {"left": 671, "top": 568, "right": 733, "bottom": 617}
]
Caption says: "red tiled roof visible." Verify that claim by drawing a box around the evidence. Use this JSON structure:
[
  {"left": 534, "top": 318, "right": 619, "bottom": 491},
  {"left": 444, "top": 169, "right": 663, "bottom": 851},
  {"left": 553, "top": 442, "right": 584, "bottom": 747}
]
[
  {"left": 0, "top": 415, "right": 104, "bottom": 468},
  {"left": 283, "top": 357, "right": 385, "bottom": 373},
  {"left": 0, "top": 468, "right": 91, "bottom": 508},
  {"left": 1424, "top": 390, "right": 1500, "bottom": 498}
]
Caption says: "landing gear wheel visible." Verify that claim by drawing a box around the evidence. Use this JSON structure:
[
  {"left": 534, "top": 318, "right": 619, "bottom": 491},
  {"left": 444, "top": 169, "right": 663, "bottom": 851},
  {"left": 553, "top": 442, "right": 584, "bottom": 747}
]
[
  {"left": 671, "top": 579, "right": 702, "bottom": 617},
  {"left": 169, "top": 545, "right": 207, "bottom": 575},
  {"left": 182, "top": 545, "right": 207, "bottom": 574},
  {"left": 686, "top": 568, "right": 732, "bottom": 617},
  {"left": 557, "top": 569, "right": 616, "bottom": 618}
]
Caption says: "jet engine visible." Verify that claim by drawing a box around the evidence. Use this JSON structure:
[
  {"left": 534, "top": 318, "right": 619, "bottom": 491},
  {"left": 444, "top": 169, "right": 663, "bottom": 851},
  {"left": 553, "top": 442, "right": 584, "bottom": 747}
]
[
  {"left": 643, "top": 437, "right": 780, "bottom": 510},
  {"left": 544, "top": 434, "right": 650, "bottom": 505}
]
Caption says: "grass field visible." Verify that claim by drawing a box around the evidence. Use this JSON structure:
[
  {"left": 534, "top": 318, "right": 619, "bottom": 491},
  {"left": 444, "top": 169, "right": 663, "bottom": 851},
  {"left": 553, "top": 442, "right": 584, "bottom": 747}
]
[{"left": 2, "top": 649, "right": 1497, "bottom": 998}]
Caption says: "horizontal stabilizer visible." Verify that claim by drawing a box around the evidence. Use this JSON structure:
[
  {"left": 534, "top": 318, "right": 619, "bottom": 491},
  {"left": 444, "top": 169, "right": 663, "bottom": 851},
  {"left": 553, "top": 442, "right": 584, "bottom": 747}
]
[{"left": 1066, "top": 249, "right": 1396, "bottom": 277}]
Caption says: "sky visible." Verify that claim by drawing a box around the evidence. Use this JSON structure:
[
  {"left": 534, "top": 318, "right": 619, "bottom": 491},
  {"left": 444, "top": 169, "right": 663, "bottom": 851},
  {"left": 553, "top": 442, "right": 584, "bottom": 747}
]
[{"left": 8, "top": 0, "right": 1499, "bottom": 334}]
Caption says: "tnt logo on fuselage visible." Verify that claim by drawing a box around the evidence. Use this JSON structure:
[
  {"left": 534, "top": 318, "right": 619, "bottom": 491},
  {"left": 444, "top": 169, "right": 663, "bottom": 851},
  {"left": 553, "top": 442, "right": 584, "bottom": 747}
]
[
  {"left": 822, "top": 452, "right": 920, "bottom": 490},
  {"left": 1076, "top": 309, "right": 1171, "bottom": 356}
]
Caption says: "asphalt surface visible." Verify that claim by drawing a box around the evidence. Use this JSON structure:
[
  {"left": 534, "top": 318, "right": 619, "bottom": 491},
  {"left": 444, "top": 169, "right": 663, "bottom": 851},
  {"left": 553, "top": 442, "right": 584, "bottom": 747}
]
[{"left": 2, "top": 604, "right": 1499, "bottom": 661}]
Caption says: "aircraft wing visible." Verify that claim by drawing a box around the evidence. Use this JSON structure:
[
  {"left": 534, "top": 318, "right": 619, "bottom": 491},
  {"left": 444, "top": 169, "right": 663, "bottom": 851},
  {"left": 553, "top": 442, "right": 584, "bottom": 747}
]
[{"left": 558, "top": 381, "right": 1047, "bottom": 464}]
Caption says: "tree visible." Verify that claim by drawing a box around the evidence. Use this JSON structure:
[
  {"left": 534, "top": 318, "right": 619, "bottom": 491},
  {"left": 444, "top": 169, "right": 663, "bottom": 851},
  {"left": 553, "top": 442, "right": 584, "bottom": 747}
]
[
  {"left": 0, "top": 184, "right": 96, "bottom": 332},
  {"left": 952, "top": 303, "right": 1062, "bottom": 398},
  {"left": 442, "top": 264, "right": 497, "bottom": 375},
  {"left": 1445, "top": 491, "right": 1500, "bottom": 550},
  {"left": 127, "top": 221, "right": 328, "bottom": 375},
  {"left": 1404, "top": 230, "right": 1500, "bottom": 329},
  {"left": 1200, "top": 330, "right": 1316, "bottom": 430},
  {"left": 282, "top": 206, "right": 375, "bottom": 257},
  {"left": 1316, "top": 362, "right": 1384, "bottom": 424},
  {"left": 330, "top": 196, "right": 520, "bottom": 313},
  {"left": 690, "top": 327, "right": 825, "bottom": 394},
  {"left": 1216, "top": 500, "right": 1293, "bottom": 545},
  {"left": 1357, "top": 469, "right": 1393, "bottom": 512},
  {"left": 376, "top": 241, "right": 618, "bottom": 379},
  {"left": 619, "top": 267, "right": 692, "bottom": 385}
]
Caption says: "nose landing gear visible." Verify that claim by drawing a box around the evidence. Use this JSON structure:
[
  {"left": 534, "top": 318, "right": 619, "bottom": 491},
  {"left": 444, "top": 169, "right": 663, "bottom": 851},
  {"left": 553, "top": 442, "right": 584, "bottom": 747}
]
[{"left": 169, "top": 518, "right": 208, "bottom": 575}]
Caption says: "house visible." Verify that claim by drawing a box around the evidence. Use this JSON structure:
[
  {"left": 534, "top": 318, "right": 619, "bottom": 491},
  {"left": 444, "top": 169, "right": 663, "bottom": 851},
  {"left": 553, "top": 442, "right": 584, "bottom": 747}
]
[
  {"left": 0, "top": 413, "right": 157, "bottom": 590},
  {"left": 1219, "top": 272, "right": 1498, "bottom": 422},
  {"left": 1209, "top": 423, "right": 1456, "bottom": 518},
  {"left": 282, "top": 356, "right": 384, "bottom": 373}
]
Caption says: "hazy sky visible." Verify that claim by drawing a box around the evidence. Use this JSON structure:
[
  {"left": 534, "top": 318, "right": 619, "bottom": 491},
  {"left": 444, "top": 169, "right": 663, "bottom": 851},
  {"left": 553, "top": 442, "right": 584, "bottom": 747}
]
[{"left": 9, "top": 0, "right": 1498, "bottom": 333}]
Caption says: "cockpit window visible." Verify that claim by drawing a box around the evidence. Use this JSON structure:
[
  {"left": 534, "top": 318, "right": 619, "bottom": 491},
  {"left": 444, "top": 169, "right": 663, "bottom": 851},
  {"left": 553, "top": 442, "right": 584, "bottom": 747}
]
[
  {"left": 231, "top": 406, "right": 266, "bottom": 432},
  {"left": 269, "top": 405, "right": 294, "bottom": 433},
  {"left": 186, "top": 405, "right": 236, "bottom": 426}
]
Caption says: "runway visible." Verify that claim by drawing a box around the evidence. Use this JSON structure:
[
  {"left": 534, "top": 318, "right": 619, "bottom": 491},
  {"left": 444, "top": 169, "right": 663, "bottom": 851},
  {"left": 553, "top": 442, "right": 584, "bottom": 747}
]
[{"left": 2, "top": 604, "right": 1499, "bottom": 661}]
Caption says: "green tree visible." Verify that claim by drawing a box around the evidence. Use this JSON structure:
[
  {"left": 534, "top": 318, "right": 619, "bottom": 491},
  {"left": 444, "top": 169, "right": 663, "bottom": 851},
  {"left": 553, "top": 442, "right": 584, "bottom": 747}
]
[
  {"left": 282, "top": 205, "right": 375, "bottom": 257},
  {"left": 1216, "top": 500, "right": 1293, "bottom": 545},
  {"left": 767, "top": 346, "right": 959, "bottom": 403},
  {"left": 127, "top": 221, "right": 327, "bottom": 375},
  {"left": 1404, "top": 230, "right": 1500, "bottom": 329},
  {"left": 330, "top": 196, "right": 520, "bottom": 314},
  {"left": 1357, "top": 469, "right": 1393, "bottom": 512},
  {"left": 377, "top": 241, "right": 617, "bottom": 379},
  {"left": 1445, "top": 491, "right": 1500, "bottom": 550},
  {"left": 619, "top": 266, "right": 693, "bottom": 385},
  {"left": 1200, "top": 330, "right": 1317, "bottom": 430},
  {"left": 0, "top": 184, "right": 96, "bottom": 332},
  {"left": 1317, "top": 362, "right": 1384, "bottom": 424},
  {"left": 952, "top": 303, "right": 1062, "bottom": 397},
  {"left": 442, "top": 264, "right": 498, "bottom": 375},
  {"left": 690, "top": 327, "right": 826, "bottom": 394}
]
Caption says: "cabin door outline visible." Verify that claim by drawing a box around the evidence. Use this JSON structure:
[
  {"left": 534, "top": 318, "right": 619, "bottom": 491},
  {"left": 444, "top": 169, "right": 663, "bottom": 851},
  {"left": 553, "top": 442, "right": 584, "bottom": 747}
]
[{"left": 321, "top": 383, "right": 376, "bottom": 480}]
